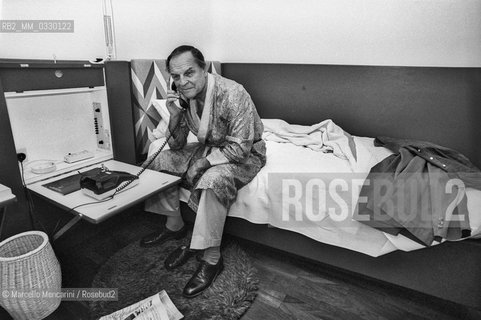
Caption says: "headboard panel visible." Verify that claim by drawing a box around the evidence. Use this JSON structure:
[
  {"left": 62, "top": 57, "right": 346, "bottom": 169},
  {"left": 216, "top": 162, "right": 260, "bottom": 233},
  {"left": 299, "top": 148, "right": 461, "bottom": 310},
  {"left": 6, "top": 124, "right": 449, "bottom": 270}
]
[
  {"left": 223, "top": 63, "right": 481, "bottom": 168},
  {"left": 130, "top": 59, "right": 221, "bottom": 161}
]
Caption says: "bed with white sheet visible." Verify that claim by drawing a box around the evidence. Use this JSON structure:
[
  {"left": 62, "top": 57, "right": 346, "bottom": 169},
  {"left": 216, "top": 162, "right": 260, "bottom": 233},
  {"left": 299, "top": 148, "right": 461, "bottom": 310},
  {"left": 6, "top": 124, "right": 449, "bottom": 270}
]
[
  {"left": 233, "top": 122, "right": 481, "bottom": 256},
  {"left": 148, "top": 116, "right": 481, "bottom": 258}
]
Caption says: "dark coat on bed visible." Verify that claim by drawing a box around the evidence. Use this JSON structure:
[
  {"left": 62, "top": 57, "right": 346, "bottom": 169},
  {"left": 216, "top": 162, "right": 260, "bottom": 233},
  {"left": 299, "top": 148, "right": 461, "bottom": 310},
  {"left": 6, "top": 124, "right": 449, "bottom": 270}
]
[{"left": 355, "top": 137, "right": 481, "bottom": 246}]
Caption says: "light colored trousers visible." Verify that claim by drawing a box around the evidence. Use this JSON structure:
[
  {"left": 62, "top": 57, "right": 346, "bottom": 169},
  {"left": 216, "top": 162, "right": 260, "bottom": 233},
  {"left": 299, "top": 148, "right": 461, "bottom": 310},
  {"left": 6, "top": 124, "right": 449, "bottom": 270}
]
[{"left": 145, "top": 187, "right": 227, "bottom": 250}]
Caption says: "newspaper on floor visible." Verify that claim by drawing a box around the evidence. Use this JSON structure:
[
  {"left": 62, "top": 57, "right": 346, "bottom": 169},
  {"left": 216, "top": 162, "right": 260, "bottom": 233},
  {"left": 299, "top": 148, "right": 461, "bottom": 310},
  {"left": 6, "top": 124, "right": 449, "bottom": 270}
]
[{"left": 99, "top": 290, "right": 183, "bottom": 320}]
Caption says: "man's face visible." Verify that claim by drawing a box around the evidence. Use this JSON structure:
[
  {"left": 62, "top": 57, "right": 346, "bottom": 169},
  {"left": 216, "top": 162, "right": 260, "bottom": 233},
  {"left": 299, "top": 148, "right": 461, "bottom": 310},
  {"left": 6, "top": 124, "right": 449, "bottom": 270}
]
[{"left": 169, "top": 52, "right": 206, "bottom": 100}]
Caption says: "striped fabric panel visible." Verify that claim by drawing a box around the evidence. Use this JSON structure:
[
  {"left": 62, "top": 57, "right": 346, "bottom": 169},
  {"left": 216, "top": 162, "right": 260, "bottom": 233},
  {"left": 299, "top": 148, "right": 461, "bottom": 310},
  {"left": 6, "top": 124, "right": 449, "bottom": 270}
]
[{"left": 130, "top": 60, "right": 221, "bottom": 160}]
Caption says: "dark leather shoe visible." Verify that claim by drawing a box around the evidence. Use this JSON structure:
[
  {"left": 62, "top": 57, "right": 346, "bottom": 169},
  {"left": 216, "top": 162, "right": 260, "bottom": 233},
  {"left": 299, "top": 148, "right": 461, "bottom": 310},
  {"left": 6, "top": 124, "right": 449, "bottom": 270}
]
[
  {"left": 139, "top": 225, "right": 188, "bottom": 248},
  {"left": 164, "top": 245, "right": 199, "bottom": 270},
  {"left": 182, "top": 257, "right": 224, "bottom": 298}
]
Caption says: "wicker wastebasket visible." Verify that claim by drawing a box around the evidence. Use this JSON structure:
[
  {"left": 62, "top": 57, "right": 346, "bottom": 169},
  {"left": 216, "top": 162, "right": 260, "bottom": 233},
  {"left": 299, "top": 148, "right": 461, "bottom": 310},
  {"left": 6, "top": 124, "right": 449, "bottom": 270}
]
[{"left": 0, "top": 231, "right": 62, "bottom": 320}]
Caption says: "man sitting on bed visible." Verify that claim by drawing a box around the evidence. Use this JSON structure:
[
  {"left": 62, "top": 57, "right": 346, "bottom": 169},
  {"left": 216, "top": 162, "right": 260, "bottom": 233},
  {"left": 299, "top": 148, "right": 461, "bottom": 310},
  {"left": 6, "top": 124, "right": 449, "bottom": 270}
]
[{"left": 140, "top": 45, "right": 266, "bottom": 298}]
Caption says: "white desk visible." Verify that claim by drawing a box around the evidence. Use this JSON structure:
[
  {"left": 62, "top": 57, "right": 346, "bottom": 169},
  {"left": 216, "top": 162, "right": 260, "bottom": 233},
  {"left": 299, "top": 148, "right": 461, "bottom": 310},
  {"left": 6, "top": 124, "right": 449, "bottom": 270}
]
[{"left": 27, "top": 160, "right": 180, "bottom": 240}]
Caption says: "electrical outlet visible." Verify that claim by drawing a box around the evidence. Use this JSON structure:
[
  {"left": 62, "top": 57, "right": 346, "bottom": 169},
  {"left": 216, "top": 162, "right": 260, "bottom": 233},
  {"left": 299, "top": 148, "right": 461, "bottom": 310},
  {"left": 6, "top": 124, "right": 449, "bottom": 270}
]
[{"left": 16, "top": 147, "right": 27, "bottom": 162}]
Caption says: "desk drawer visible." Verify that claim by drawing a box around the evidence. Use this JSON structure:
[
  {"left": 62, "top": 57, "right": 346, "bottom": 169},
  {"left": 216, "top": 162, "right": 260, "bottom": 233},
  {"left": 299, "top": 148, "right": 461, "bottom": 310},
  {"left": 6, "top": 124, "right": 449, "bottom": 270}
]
[{"left": 0, "top": 66, "right": 104, "bottom": 92}]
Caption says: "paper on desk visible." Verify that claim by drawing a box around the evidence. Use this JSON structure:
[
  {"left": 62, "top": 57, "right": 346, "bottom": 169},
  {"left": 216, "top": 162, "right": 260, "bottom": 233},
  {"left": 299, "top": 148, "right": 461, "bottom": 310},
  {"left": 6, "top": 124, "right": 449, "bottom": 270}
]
[{"left": 99, "top": 290, "right": 183, "bottom": 320}]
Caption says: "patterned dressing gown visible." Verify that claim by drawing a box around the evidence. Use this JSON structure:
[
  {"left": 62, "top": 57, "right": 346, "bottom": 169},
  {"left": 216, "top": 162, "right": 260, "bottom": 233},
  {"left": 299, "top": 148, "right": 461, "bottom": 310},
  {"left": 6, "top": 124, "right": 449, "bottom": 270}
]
[{"left": 145, "top": 73, "right": 266, "bottom": 212}]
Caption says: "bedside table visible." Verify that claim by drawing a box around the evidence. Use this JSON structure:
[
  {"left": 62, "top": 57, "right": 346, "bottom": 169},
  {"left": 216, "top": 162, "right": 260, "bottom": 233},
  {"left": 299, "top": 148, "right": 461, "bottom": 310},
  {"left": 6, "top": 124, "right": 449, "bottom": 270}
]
[{"left": 27, "top": 160, "right": 180, "bottom": 241}]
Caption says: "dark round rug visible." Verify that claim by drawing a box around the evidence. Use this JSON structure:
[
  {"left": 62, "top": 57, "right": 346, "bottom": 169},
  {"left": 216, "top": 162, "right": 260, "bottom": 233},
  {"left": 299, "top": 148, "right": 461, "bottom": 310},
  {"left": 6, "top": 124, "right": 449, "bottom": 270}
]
[{"left": 90, "top": 235, "right": 258, "bottom": 320}]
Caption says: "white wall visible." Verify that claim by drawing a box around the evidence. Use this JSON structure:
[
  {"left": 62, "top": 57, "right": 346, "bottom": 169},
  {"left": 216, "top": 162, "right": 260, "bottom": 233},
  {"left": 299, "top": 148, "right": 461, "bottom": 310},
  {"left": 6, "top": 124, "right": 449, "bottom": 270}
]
[
  {"left": 114, "top": 0, "right": 481, "bottom": 67},
  {"left": 209, "top": 0, "right": 481, "bottom": 66},
  {"left": 0, "top": 0, "right": 105, "bottom": 60},
  {"left": 1, "top": 0, "right": 481, "bottom": 67},
  {"left": 113, "top": 0, "right": 215, "bottom": 60}
]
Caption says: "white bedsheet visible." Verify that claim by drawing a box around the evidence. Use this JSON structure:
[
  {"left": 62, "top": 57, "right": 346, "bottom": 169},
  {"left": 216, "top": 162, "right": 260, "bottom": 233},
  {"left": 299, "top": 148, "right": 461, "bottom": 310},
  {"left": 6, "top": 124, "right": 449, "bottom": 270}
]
[
  {"left": 223, "top": 137, "right": 481, "bottom": 257},
  {"left": 226, "top": 137, "right": 400, "bottom": 257},
  {"left": 148, "top": 123, "right": 481, "bottom": 257}
]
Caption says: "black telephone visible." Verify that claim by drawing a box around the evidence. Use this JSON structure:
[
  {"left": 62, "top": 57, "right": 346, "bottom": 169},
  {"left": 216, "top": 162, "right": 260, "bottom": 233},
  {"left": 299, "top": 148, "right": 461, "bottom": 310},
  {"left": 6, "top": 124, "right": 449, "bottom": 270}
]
[
  {"left": 80, "top": 168, "right": 138, "bottom": 200},
  {"left": 171, "top": 81, "right": 189, "bottom": 109}
]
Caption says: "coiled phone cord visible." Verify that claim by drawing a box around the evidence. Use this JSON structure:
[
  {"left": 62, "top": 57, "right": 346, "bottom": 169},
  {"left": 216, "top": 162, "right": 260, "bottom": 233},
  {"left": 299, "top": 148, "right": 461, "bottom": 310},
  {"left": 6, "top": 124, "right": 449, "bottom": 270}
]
[{"left": 112, "top": 108, "right": 187, "bottom": 196}]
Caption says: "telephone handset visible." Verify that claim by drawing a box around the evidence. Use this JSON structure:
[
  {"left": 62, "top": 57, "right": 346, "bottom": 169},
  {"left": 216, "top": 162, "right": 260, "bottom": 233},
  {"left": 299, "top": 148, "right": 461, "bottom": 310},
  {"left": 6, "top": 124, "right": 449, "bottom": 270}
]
[{"left": 171, "top": 81, "right": 189, "bottom": 110}]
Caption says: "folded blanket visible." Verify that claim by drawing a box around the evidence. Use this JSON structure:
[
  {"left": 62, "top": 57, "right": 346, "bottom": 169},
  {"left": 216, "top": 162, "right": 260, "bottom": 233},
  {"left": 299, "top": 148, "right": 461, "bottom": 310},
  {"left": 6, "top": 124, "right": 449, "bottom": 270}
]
[{"left": 262, "top": 118, "right": 357, "bottom": 165}]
